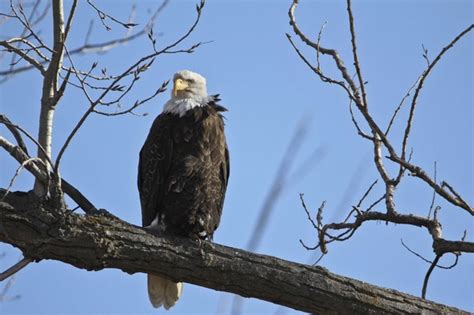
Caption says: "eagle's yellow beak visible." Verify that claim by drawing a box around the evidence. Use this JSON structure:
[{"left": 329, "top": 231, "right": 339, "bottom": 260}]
[{"left": 173, "top": 78, "right": 188, "bottom": 97}]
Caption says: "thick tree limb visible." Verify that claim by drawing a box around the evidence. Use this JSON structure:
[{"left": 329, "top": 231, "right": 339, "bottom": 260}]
[{"left": 0, "top": 190, "right": 468, "bottom": 314}]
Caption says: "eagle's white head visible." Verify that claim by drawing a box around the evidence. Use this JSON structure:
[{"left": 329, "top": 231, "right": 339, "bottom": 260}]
[
  {"left": 172, "top": 70, "right": 207, "bottom": 99},
  {"left": 163, "top": 70, "right": 209, "bottom": 116}
]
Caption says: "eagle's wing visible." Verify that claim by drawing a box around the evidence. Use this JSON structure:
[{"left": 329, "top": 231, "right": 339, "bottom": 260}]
[
  {"left": 209, "top": 96, "right": 230, "bottom": 234},
  {"left": 138, "top": 113, "right": 173, "bottom": 227},
  {"left": 219, "top": 143, "right": 230, "bottom": 216}
]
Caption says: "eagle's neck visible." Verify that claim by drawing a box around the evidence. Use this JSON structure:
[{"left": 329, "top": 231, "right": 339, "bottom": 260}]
[{"left": 163, "top": 97, "right": 207, "bottom": 117}]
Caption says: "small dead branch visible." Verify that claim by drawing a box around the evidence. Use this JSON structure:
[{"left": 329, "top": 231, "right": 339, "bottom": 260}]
[
  {"left": 428, "top": 161, "right": 437, "bottom": 218},
  {"left": 0, "top": 114, "right": 28, "bottom": 155},
  {"left": 1, "top": 115, "right": 53, "bottom": 168},
  {"left": 0, "top": 39, "right": 46, "bottom": 75},
  {"left": 1, "top": 157, "right": 43, "bottom": 202},
  {"left": 86, "top": 0, "right": 138, "bottom": 31},
  {"left": 0, "top": 257, "right": 32, "bottom": 282},
  {"left": 401, "top": 24, "right": 474, "bottom": 165},
  {"left": 346, "top": 0, "right": 367, "bottom": 107},
  {"left": 0, "top": 136, "right": 96, "bottom": 214},
  {"left": 385, "top": 77, "right": 421, "bottom": 136},
  {"left": 401, "top": 239, "right": 460, "bottom": 270}
]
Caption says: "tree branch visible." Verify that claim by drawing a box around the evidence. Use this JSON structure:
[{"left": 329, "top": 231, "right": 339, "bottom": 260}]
[
  {"left": 0, "top": 257, "right": 32, "bottom": 282},
  {"left": 34, "top": 0, "right": 67, "bottom": 197},
  {"left": 0, "top": 40, "right": 46, "bottom": 75},
  {"left": 289, "top": 0, "right": 362, "bottom": 103},
  {"left": 0, "top": 114, "right": 29, "bottom": 155},
  {"left": 346, "top": 0, "right": 368, "bottom": 107},
  {"left": 0, "top": 191, "right": 468, "bottom": 315},
  {"left": 434, "top": 239, "right": 474, "bottom": 255},
  {"left": 389, "top": 156, "right": 473, "bottom": 215},
  {"left": 400, "top": 24, "right": 474, "bottom": 163},
  {"left": 0, "top": 136, "right": 96, "bottom": 214}
]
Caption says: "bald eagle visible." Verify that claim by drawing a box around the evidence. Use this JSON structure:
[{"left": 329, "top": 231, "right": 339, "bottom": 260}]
[{"left": 138, "top": 70, "right": 230, "bottom": 309}]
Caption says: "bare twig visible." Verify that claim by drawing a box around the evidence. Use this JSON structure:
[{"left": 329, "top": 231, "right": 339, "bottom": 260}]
[
  {"left": 315, "top": 22, "right": 327, "bottom": 71},
  {"left": 401, "top": 239, "right": 459, "bottom": 270},
  {"left": 0, "top": 114, "right": 28, "bottom": 154},
  {"left": 422, "top": 255, "right": 441, "bottom": 299},
  {"left": 7, "top": 0, "right": 41, "bottom": 72},
  {"left": 421, "top": 44, "right": 430, "bottom": 67},
  {"left": 300, "top": 193, "right": 321, "bottom": 233},
  {"left": 441, "top": 181, "right": 471, "bottom": 212},
  {"left": 365, "top": 194, "right": 385, "bottom": 212},
  {"left": 93, "top": 80, "right": 169, "bottom": 117},
  {"left": 0, "top": 257, "right": 32, "bottom": 282},
  {"left": 349, "top": 99, "right": 372, "bottom": 140},
  {"left": 86, "top": 0, "right": 137, "bottom": 31},
  {"left": 356, "top": 180, "right": 378, "bottom": 208},
  {"left": 286, "top": 33, "right": 355, "bottom": 100},
  {"left": 389, "top": 156, "right": 473, "bottom": 215},
  {"left": 346, "top": 0, "right": 368, "bottom": 107},
  {"left": 64, "top": 0, "right": 78, "bottom": 41},
  {"left": 0, "top": 40, "right": 46, "bottom": 75},
  {"left": 0, "top": 136, "right": 97, "bottom": 214},
  {"left": 400, "top": 24, "right": 474, "bottom": 164},
  {"left": 8, "top": 1, "right": 54, "bottom": 54},
  {"left": 1, "top": 157, "right": 43, "bottom": 202},
  {"left": 428, "top": 161, "right": 437, "bottom": 218},
  {"left": 1, "top": 116, "right": 53, "bottom": 168},
  {"left": 385, "top": 77, "right": 420, "bottom": 136},
  {"left": 289, "top": 0, "right": 361, "bottom": 102}
]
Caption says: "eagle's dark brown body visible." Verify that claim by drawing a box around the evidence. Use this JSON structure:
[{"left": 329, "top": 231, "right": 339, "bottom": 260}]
[{"left": 138, "top": 98, "right": 229, "bottom": 240}]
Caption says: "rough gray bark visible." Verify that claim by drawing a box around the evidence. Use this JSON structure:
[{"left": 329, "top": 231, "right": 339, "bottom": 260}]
[{"left": 0, "top": 189, "right": 468, "bottom": 315}]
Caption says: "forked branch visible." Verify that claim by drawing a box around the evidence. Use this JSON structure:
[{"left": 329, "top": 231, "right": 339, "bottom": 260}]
[{"left": 288, "top": 0, "right": 473, "bottom": 299}]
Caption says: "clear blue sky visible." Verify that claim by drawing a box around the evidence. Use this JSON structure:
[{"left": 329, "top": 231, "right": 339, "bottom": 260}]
[{"left": 1, "top": 0, "right": 473, "bottom": 314}]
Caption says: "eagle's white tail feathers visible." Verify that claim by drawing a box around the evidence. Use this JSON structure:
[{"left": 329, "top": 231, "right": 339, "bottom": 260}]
[{"left": 147, "top": 274, "right": 183, "bottom": 310}]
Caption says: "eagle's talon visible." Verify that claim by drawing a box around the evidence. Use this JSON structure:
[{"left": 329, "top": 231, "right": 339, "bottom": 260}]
[
  {"left": 143, "top": 226, "right": 161, "bottom": 236},
  {"left": 196, "top": 238, "right": 206, "bottom": 258},
  {"left": 90, "top": 208, "right": 112, "bottom": 216}
]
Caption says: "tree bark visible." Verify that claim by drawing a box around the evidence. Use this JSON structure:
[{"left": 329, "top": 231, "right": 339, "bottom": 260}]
[{"left": 0, "top": 189, "right": 468, "bottom": 315}]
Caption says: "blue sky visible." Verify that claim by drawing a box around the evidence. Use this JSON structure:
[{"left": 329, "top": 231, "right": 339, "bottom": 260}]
[{"left": 1, "top": 0, "right": 473, "bottom": 314}]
